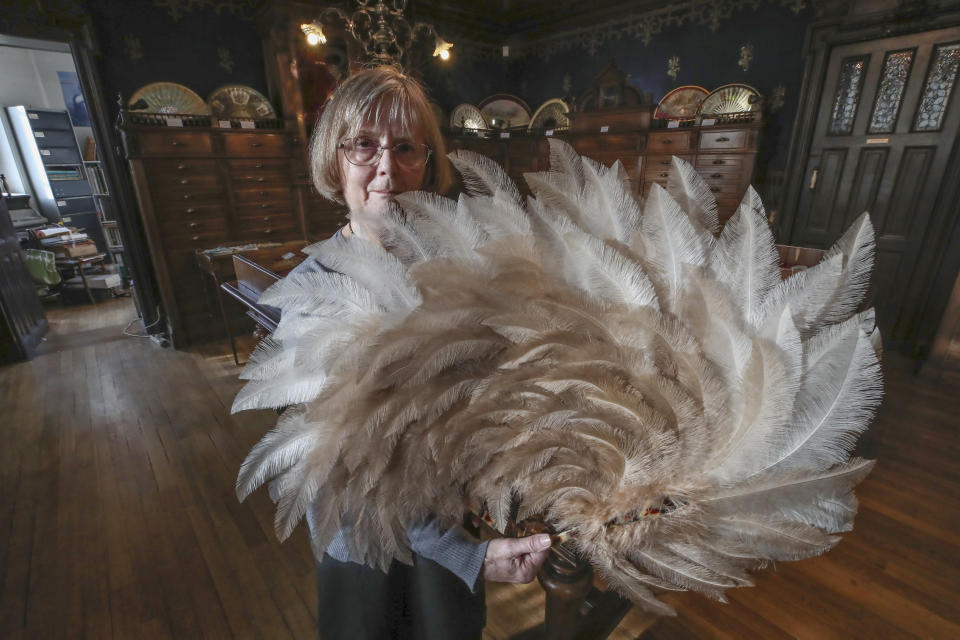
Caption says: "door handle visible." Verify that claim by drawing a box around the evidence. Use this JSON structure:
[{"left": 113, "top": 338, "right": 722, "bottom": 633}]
[{"left": 809, "top": 169, "right": 818, "bottom": 190}]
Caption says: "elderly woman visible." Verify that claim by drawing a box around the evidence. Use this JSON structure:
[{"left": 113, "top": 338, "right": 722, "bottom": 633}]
[{"left": 294, "top": 66, "right": 552, "bottom": 639}]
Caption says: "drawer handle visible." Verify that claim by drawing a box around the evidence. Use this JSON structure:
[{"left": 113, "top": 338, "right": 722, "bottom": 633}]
[
  {"left": 179, "top": 179, "right": 189, "bottom": 185},
  {"left": 171, "top": 140, "right": 182, "bottom": 146},
  {"left": 711, "top": 173, "right": 723, "bottom": 179},
  {"left": 711, "top": 187, "right": 721, "bottom": 192},
  {"left": 662, "top": 139, "right": 673, "bottom": 144},
  {"left": 258, "top": 190, "right": 268, "bottom": 196},
  {"left": 254, "top": 163, "right": 264, "bottom": 169},
  {"left": 257, "top": 177, "right": 266, "bottom": 182},
  {"left": 250, "top": 142, "right": 263, "bottom": 147},
  {"left": 191, "top": 235, "right": 200, "bottom": 241},
  {"left": 263, "top": 216, "right": 271, "bottom": 221},
  {"left": 176, "top": 163, "right": 187, "bottom": 170},
  {"left": 264, "top": 229, "right": 273, "bottom": 235},
  {"left": 185, "top": 207, "right": 196, "bottom": 214},
  {"left": 183, "top": 194, "right": 192, "bottom": 200},
  {"left": 188, "top": 222, "right": 199, "bottom": 229},
  {"left": 659, "top": 159, "right": 670, "bottom": 165},
  {"left": 715, "top": 137, "right": 730, "bottom": 142},
  {"left": 712, "top": 159, "right": 725, "bottom": 165},
  {"left": 658, "top": 172, "right": 668, "bottom": 178},
  {"left": 260, "top": 203, "right": 272, "bottom": 209}
]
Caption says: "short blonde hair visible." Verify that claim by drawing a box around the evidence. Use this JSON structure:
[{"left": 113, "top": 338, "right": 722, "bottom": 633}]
[{"left": 309, "top": 66, "right": 451, "bottom": 204}]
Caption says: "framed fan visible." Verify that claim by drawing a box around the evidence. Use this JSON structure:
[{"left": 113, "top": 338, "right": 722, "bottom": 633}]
[
  {"left": 450, "top": 104, "right": 488, "bottom": 130},
  {"left": 654, "top": 86, "right": 708, "bottom": 120},
  {"left": 128, "top": 82, "right": 211, "bottom": 115},
  {"left": 699, "top": 83, "right": 763, "bottom": 116},
  {"left": 528, "top": 98, "right": 571, "bottom": 130},
  {"left": 479, "top": 94, "right": 531, "bottom": 129},
  {"left": 207, "top": 85, "right": 276, "bottom": 119}
]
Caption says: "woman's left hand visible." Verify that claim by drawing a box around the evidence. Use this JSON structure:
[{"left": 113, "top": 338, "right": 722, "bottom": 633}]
[{"left": 482, "top": 534, "right": 552, "bottom": 583}]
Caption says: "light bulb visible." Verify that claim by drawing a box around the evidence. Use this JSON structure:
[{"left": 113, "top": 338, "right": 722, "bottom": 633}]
[
  {"left": 306, "top": 32, "right": 321, "bottom": 46},
  {"left": 439, "top": 49, "right": 450, "bottom": 61}
]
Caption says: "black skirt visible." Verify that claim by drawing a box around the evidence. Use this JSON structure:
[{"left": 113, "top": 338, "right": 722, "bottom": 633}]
[{"left": 316, "top": 553, "right": 486, "bottom": 640}]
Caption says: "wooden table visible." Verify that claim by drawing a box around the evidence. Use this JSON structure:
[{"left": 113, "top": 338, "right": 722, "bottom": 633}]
[{"left": 55, "top": 253, "right": 107, "bottom": 305}]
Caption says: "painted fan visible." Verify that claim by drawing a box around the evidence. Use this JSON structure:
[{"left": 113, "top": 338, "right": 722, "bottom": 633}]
[
  {"left": 207, "top": 85, "right": 276, "bottom": 119},
  {"left": 528, "top": 98, "right": 571, "bottom": 130},
  {"left": 699, "top": 83, "right": 763, "bottom": 116},
  {"left": 128, "top": 82, "right": 211, "bottom": 115},
  {"left": 479, "top": 94, "right": 531, "bottom": 129},
  {"left": 654, "top": 86, "right": 709, "bottom": 120},
  {"left": 450, "top": 103, "right": 488, "bottom": 130}
]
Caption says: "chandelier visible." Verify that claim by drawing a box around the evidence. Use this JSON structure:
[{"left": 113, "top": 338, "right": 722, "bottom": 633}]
[{"left": 301, "top": 0, "right": 453, "bottom": 68}]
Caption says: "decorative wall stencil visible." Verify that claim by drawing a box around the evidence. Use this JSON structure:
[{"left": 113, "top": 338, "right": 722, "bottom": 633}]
[
  {"left": 868, "top": 49, "right": 914, "bottom": 134},
  {"left": 667, "top": 56, "right": 680, "bottom": 80},
  {"left": 515, "top": 0, "right": 811, "bottom": 59},
  {"left": 770, "top": 84, "right": 786, "bottom": 112},
  {"left": 913, "top": 42, "right": 960, "bottom": 132},
  {"left": 829, "top": 56, "right": 868, "bottom": 136},
  {"left": 124, "top": 35, "right": 144, "bottom": 64},
  {"left": 218, "top": 47, "right": 234, "bottom": 73},
  {"left": 152, "top": 0, "right": 255, "bottom": 22},
  {"left": 739, "top": 44, "right": 754, "bottom": 72}
]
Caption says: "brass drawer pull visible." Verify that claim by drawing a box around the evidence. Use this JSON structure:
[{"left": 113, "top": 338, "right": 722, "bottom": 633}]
[
  {"left": 658, "top": 172, "right": 668, "bottom": 178},
  {"left": 662, "top": 139, "right": 673, "bottom": 144},
  {"left": 263, "top": 216, "right": 271, "bottom": 221},
  {"left": 712, "top": 159, "right": 725, "bottom": 165},
  {"left": 256, "top": 177, "right": 266, "bottom": 182},
  {"left": 258, "top": 190, "right": 268, "bottom": 196},
  {"left": 254, "top": 163, "right": 264, "bottom": 169},
  {"left": 179, "top": 179, "right": 189, "bottom": 185},
  {"left": 250, "top": 141, "right": 263, "bottom": 147},
  {"left": 185, "top": 207, "right": 196, "bottom": 214},
  {"left": 264, "top": 228, "right": 273, "bottom": 235},
  {"left": 176, "top": 163, "right": 187, "bottom": 170},
  {"left": 659, "top": 159, "right": 670, "bottom": 165},
  {"left": 191, "top": 235, "right": 200, "bottom": 241},
  {"left": 188, "top": 222, "right": 199, "bottom": 229},
  {"left": 170, "top": 140, "right": 182, "bottom": 146},
  {"left": 715, "top": 137, "right": 730, "bottom": 142},
  {"left": 260, "top": 203, "right": 272, "bottom": 209},
  {"left": 711, "top": 187, "right": 721, "bottom": 192},
  {"left": 183, "top": 194, "right": 192, "bottom": 200},
  {"left": 711, "top": 173, "right": 723, "bottom": 179}
]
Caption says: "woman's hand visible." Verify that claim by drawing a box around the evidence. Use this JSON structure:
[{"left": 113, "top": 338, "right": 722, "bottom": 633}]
[{"left": 482, "top": 534, "right": 552, "bottom": 583}]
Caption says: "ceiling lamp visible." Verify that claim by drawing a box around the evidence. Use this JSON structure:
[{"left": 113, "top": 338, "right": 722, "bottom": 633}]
[{"left": 301, "top": 0, "right": 452, "bottom": 68}]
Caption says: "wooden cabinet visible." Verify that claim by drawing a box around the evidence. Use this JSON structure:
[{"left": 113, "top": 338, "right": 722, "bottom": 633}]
[
  {"left": 446, "top": 122, "right": 760, "bottom": 225},
  {"left": 122, "top": 121, "right": 318, "bottom": 347}
]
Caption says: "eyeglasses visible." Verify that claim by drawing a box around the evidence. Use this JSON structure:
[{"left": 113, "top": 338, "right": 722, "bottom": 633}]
[{"left": 338, "top": 136, "right": 432, "bottom": 169}]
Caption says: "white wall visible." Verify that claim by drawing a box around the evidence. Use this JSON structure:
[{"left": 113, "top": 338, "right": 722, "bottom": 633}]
[{"left": 0, "top": 44, "right": 93, "bottom": 196}]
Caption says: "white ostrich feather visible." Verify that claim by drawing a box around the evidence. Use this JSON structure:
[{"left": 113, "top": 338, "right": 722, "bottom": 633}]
[{"left": 234, "top": 143, "right": 882, "bottom": 612}]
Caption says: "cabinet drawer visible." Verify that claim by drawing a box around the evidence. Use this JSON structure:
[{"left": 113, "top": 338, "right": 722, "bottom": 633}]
[
  {"left": 148, "top": 172, "right": 221, "bottom": 191},
  {"left": 138, "top": 131, "right": 213, "bottom": 156},
  {"left": 695, "top": 154, "right": 747, "bottom": 170},
  {"left": 702, "top": 181, "right": 744, "bottom": 199},
  {"left": 146, "top": 158, "right": 219, "bottom": 177},
  {"left": 154, "top": 187, "right": 225, "bottom": 205},
  {"left": 223, "top": 133, "right": 289, "bottom": 157},
  {"left": 569, "top": 134, "right": 639, "bottom": 155},
  {"left": 227, "top": 158, "right": 290, "bottom": 173},
  {"left": 647, "top": 131, "right": 693, "bottom": 154},
  {"left": 644, "top": 154, "right": 694, "bottom": 172},
  {"left": 236, "top": 199, "right": 294, "bottom": 217},
  {"left": 236, "top": 216, "right": 298, "bottom": 240},
  {"left": 230, "top": 170, "right": 290, "bottom": 186},
  {"left": 234, "top": 186, "right": 294, "bottom": 202},
  {"left": 164, "top": 225, "right": 231, "bottom": 249},
  {"left": 155, "top": 203, "right": 228, "bottom": 223},
  {"left": 698, "top": 129, "right": 748, "bottom": 150},
  {"left": 160, "top": 216, "right": 229, "bottom": 238}
]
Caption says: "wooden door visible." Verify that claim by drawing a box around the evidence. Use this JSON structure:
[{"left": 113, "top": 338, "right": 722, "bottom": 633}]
[
  {"left": 0, "top": 198, "right": 47, "bottom": 363},
  {"left": 790, "top": 26, "right": 960, "bottom": 348}
]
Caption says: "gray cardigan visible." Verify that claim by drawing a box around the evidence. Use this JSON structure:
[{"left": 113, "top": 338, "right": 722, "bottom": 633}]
[{"left": 288, "top": 240, "right": 488, "bottom": 591}]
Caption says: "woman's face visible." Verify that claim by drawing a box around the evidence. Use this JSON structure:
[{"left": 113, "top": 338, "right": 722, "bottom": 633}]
[{"left": 339, "top": 122, "right": 428, "bottom": 216}]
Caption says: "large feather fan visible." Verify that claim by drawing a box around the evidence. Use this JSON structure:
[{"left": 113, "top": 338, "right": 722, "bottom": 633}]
[{"left": 233, "top": 140, "right": 882, "bottom": 614}]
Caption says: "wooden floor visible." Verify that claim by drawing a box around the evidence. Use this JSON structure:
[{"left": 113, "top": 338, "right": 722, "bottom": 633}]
[{"left": 1, "top": 298, "right": 958, "bottom": 639}]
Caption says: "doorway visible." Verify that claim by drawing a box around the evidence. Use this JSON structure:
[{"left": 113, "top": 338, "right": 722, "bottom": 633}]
[{"left": 782, "top": 23, "right": 960, "bottom": 355}]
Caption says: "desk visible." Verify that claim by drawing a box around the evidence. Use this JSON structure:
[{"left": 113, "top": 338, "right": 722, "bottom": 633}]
[
  {"left": 196, "top": 241, "right": 310, "bottom": 364},
  {"left": 56, "top": 253, "right": 107, "bottom": 304}
]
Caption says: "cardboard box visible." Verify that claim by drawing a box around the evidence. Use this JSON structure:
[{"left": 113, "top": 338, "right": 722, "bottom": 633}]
[
  {"left": 65, "top": 273, "right": 121, "bottom": 289},
  {"left": 52, "top": 240, "right": 99, "bottom": 259}
]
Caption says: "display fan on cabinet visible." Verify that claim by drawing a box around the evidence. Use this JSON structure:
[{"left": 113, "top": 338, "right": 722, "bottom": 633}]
[
  {"left": 654, "top": 85, "right": 709, "bottom": 121},
  {"left": 528, "top": 98, "right": 571, "bottom": 131},
  {"left": 207, "top": 85, "right": 277, "bottom": 119},
  {"left": 479, "top": 94, "right": 532, "bottom": 130},
  {"left": 128, "top": 82, "right": 211, "bottom": 115},
  {"left": 699, "top": 83, "right": 763, "bottom": 118},
  {"left": 449, "top": 104, "right": 488, "bottom": 131}
]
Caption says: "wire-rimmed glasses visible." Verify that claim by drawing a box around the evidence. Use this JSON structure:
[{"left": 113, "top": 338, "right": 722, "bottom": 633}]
[{"left": 338, "top": 136, "right": 432, "bottom": 170}]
